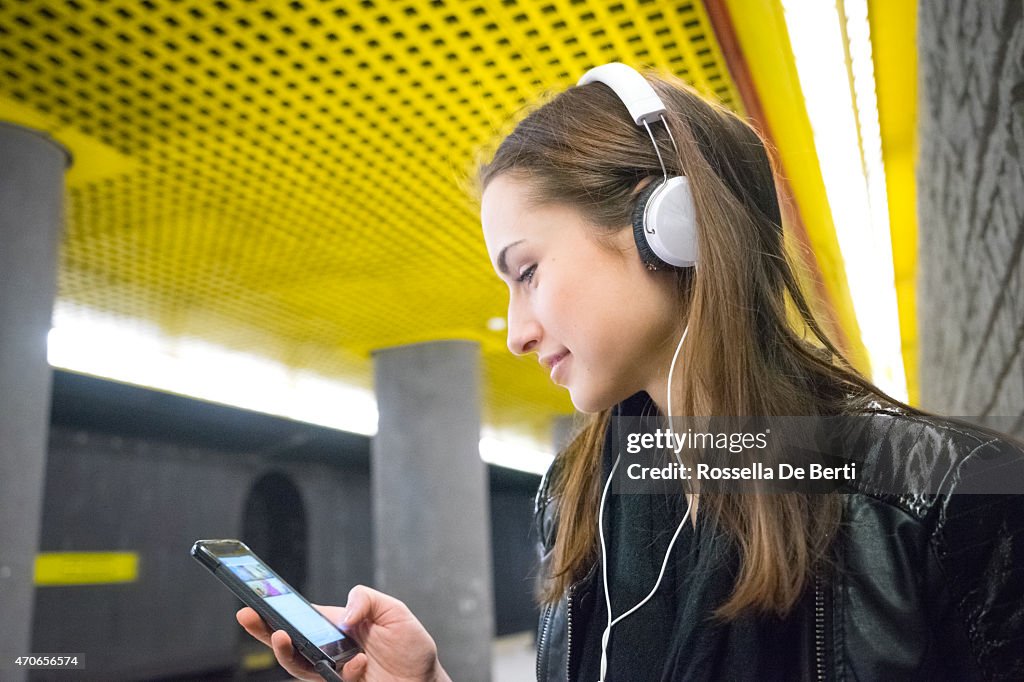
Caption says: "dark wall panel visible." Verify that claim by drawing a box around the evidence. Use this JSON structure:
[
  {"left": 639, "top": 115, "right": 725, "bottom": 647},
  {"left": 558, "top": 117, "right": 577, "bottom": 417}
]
[
  {"left": 491, "top": 487, "right": 541, "bottom": 636},
  {"left": 31, "top": 426, "right": 373, "bottom": 681}
]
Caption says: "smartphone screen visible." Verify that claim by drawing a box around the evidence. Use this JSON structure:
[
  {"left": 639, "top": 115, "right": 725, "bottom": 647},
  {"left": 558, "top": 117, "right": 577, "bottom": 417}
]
[
  {"left": 219, "top": 553, "right": 344, "bottom": 647},
  {"left": 192, "top": 539, "right": 360, "bottom": 667}
]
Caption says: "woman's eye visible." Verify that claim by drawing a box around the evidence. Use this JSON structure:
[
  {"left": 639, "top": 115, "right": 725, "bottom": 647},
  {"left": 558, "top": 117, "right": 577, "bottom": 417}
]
[{"left": 517, "top": 264, "right": 537, "bottom": 284}]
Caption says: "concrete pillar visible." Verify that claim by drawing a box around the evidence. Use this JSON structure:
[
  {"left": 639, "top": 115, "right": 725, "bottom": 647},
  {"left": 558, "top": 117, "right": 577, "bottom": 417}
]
[
  {"left": 371, "top": 341, "right": 494, "bottom": 681},
  {"left": 0, "top": 123, "right": 70, "bottom": 677},
  {"left": 917, "top": 0, "right": 1024, "bottom": 433}
]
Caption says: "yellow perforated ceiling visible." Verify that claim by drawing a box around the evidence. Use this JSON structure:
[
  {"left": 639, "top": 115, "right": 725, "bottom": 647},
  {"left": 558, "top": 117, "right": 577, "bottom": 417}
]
[{"left": 1, "top": 0, "right": 744, "bottom": 445}]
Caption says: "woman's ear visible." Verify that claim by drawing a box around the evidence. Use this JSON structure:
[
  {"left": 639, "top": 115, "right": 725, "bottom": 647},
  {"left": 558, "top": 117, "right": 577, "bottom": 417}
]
[{"left": 632, "top": 175, "right": 658, "bottom": 197}]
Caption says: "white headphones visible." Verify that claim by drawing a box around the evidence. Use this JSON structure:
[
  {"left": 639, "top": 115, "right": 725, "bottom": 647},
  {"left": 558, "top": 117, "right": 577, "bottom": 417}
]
[
  {"left": 577, "top": 63, "right": 697, "bottom": 681},
  {"left": 577, "top": 62, "right": 699, "bottom": 270},
  {"left": 594, "top": 325, "right": 693, "bottom": 682}
]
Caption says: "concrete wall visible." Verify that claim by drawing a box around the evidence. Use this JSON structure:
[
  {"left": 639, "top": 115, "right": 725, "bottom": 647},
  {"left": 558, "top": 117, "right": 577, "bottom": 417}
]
[{"left": 917, "top": 0, "right": 1024, "bottom": 431}]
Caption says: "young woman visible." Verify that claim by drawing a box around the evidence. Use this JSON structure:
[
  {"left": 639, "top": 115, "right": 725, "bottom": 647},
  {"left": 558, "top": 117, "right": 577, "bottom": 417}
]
[{"left": 239, "top": 64, "right": 1024, "bottom": 681}]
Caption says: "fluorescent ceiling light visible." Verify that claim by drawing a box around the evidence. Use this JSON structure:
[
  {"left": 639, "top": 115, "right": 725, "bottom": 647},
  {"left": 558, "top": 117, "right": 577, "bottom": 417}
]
[
  {"left": 782, "top": 0, "right": 908, "bottom": 402},
  {"left": 48, "top": 303, "right": 551, "bottom": 474},
  {"left": 479, "top": 433, "right": 554, "bottom": 476},
  {"left": 48, "top": 303, "right": 380, "bottom": 435}
]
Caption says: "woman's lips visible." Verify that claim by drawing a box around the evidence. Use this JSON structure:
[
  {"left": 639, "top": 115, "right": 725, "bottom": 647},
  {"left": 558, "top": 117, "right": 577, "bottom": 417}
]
[{"left": 550, "top": 352, "right": 570, "bottom": 383}]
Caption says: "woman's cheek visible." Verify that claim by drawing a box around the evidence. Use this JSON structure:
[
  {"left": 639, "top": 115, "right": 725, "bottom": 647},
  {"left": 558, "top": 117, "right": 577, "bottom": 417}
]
[{"left": 535, "top": 290, "right": 560, "bottom": 331}]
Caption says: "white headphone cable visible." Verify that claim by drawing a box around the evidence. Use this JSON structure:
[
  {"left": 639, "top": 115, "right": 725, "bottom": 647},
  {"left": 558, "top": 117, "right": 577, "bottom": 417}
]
[
  {"left": 666, "top": 323, "right": 689, "bottom": 460},
  {"left": 597, "top": 325, "right": 691, "bottom": 682}
]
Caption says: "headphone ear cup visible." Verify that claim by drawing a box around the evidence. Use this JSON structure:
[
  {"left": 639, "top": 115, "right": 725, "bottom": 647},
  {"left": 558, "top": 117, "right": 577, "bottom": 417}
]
[
  {"left": 632, "top": 179, "right": 669, "bottom": 270},
  {"left": 633, "top": 175, "right": 698, "bottom": 269}
]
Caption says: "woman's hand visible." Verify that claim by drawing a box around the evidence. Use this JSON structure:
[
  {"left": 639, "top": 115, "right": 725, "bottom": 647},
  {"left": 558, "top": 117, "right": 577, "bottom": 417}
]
[{"left": 236, "top": 585, "right": 451, "bottom": 682}]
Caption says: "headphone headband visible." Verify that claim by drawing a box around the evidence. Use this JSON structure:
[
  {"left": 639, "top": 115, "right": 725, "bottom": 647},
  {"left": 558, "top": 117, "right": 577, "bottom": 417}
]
[
  {"left": 576, "top": 62, "right": 699, "bottom": 270},
  {"left": 577, "top": 62, "right": 667, "bottom": 126}
]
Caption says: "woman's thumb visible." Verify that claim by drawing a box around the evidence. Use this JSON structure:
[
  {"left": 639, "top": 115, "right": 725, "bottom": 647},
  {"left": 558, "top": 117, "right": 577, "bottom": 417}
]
[{"left": 342, "top": 584, "right": 371, "bottom": 626}]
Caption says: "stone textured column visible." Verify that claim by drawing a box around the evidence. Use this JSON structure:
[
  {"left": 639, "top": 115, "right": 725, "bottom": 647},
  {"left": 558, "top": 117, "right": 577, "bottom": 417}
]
[
  {"left": 0, "top": 123, "right": 70, "bottom": 678},
  {"left": 371, "top": 341, "right": 494, "bottom": 681},
  {"left": 917, "top": 0, "right": 1024, "bottom": 435}
]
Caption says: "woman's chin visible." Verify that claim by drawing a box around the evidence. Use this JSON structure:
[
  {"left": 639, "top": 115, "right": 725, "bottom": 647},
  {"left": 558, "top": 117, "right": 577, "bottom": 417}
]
[{"left": 567, "top": 386, "right": 616, "bottom": 415}]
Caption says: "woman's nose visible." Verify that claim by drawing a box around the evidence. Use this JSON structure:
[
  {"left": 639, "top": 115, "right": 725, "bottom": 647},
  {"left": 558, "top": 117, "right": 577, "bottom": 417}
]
[
  {"left": 508, "top": 333, "right": 539, "bottom": 356},
  {"left": 506, "top": 308, "right": 541, "bottom": 356}
]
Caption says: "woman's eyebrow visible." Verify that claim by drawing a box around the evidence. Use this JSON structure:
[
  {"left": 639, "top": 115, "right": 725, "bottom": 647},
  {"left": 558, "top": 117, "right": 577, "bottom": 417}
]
[{"left": 496, "top": 239, "right": 526, "bottom": 276}]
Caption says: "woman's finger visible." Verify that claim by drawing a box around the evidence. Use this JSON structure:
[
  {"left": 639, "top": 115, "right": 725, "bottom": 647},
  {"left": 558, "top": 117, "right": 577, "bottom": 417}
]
[
  {"left": 311, "top": 603, "right": 349, "bottom": 626},
  {"left": 236, "top": 607, "right": 272, "bottom": 647},
  {"left": 341, "top": 585, "right": 369, "bottom": 627},
  {"left": 269, "top": 629, "right": 319, "bottom": 681},
  {"left": 343, "top": 584, "right": 394, "bottom": 628},
  {"left": 340, "top": 652, "right": 368, "bottom": 681}
]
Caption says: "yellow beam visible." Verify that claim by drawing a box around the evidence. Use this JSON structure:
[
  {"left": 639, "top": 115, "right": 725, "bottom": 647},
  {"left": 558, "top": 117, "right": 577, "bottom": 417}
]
[
  {"left": 868, "top": 0, "right": 919, "bottom": 404},
  {"left": 722, "top": 0, "right": 870, "bottom": 373}
]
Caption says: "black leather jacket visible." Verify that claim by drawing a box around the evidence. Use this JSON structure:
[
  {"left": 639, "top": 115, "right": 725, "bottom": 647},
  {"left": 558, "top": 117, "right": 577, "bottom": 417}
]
[{"left": 533, "top": 410, "right": 1024, "bottom": 681}]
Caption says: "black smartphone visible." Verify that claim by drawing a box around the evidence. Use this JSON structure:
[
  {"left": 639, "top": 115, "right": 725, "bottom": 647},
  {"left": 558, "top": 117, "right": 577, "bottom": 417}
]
[{"left": 191, "top": 539, "right": 361, "bottom": 680}]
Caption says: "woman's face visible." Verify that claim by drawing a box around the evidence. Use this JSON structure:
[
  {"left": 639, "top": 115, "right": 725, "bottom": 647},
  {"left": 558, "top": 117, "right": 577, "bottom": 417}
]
[{"left": 481, "top": 174, "right": 683, "bottom": 414}]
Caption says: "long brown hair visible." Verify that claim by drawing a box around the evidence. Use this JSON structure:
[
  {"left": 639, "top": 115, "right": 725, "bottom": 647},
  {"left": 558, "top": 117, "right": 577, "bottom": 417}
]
[{"left": 476, "top": 70, "right": 915, "bottom": 618}]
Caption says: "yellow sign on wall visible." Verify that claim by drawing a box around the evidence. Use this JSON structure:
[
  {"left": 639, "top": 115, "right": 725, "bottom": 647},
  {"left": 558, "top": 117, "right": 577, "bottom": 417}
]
[
  {"left": 34, "top": 552, "right": 139, "bottom": 586},
  {"left": 241, "top": 650, "right": 277, "bottom": 671}
]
